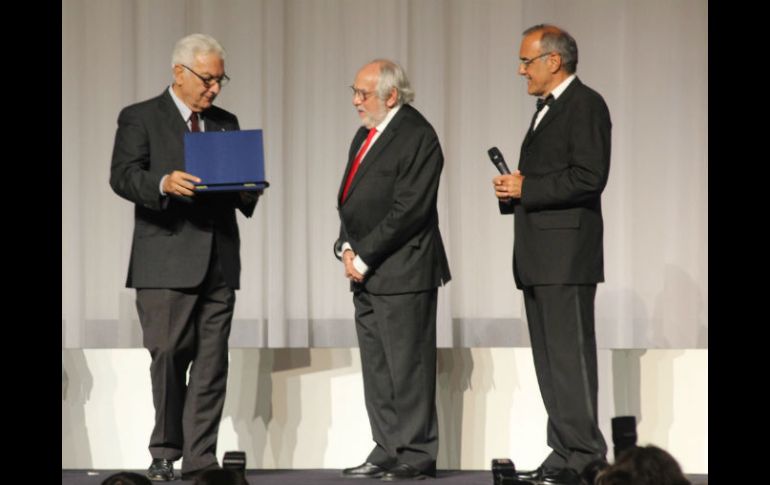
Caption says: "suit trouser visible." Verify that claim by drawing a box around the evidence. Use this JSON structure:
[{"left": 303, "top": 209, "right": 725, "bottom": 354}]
[
  {"left": 353, "top": 288, "right": 438, "bottom": 472},
  {"left": 136, "top": 247, "right": 235, "bottom": 474},
  {"left": 522, "top": 284, "right": 607, "bottom": 473}
]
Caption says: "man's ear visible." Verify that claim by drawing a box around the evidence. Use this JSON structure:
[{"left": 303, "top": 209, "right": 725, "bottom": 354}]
[
  {"left": 548, "top": 53, "right": 563, "bottom": 74},
  {"left": 386, "top": 87, "right": 398, "bottom": 108},
  {"left": 172, "top": 64, "right": 185, "bottom": 86}
]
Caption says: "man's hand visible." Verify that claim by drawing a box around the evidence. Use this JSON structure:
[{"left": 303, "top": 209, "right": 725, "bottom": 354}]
[
  {"left": 342, "top": 249, "right": 364, "bottom": 283},
  {"left": 163, "top": 170, "right": 201, "bottom": 197},
  {"left": 493, "top": 171, "right": 525, "bottom": 200}
]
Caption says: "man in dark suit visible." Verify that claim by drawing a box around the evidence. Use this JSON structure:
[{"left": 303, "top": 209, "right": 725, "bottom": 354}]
[
  {"left": 335, "top": 59, "right": 451, "bottom": 481},
  {"left": 492, "top": 25, "right": 611, "bottom": 485},
  {"left": 110, "top": 33, "right": 260, "bottom": 482}
]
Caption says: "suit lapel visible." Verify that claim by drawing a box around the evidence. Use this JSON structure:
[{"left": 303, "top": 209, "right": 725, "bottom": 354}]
[
  {"left": 524, "top": 77, "right": 582, "bottom": 146},
  {"left": 339, "top": 106, "right": 408, "bottom": 205},
  {"left": 201, "top": 110, "right": 225, "bottom": 133},
  {"left": 338, "top": 127, "right": 369, "bottom": 202},
  {"left": 158, "top": 92, "right": 189, "bottom": 170},
  {"left": 159, "top": 90, "right": 189, "bottom": 133},
  {"left": 203, "top": 116, "right": 219, "bottom": 132},
  {"left": 343, "top": 124, "right": 397, "bottom": 199}
]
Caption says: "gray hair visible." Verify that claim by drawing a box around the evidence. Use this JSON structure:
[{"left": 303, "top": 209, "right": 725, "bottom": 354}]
[
  {"left": 171, "top": 33, "right": 226, "bottom": 67},
  {"left": 523, "top": 24, "right": 578, "bottom": 74},
  {"left": 371, "top": 59, "right": 415, "bottom": 106}
]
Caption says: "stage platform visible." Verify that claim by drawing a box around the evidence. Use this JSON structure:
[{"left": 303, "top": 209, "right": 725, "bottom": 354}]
[{"left": 62, "top": 469, "right": 709, "bottom": 484}]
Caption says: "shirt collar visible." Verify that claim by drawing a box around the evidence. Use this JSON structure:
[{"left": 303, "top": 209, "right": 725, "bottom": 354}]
[
  {"left": 168, "top": 85, "right": 194, "bottom": 122},
  {"left": 549, "top": 74, "right": 576, "bottom": 101},
  {"left": 375, "top": 104, "right": 401, "bottom": 133}
]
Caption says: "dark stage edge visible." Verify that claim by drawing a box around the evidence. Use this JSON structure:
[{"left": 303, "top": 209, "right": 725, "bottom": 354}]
[{"left": 62, "top": 469, "right": 709, "bottom": 484}]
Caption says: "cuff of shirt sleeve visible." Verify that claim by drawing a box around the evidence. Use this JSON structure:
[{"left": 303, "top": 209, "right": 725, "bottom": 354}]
[
  {"left": 159, "top": 174, "right": 168, "bottom": 196},
  {"left": 353, "top": 255, "right": 369, "bottom": 275}
]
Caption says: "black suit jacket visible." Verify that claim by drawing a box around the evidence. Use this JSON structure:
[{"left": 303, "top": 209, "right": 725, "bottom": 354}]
[
  {"left": 110, "top": 89, "right": 257, "bottom": 289},
  {"left": 501, "top": 77, "right": 611, "bottom": 288},
  {"left": 335, "top": 104, "right": 451, "bottom": 295}
]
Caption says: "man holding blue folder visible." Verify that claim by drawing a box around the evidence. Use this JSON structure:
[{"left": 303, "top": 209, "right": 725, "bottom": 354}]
[{"left": 110, "top": 33, "right": 260, "bottom": 482}]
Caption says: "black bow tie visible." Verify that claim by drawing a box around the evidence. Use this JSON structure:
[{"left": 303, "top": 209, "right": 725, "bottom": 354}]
[{"left": 536, "top": 94, "right": 554, "bottom": 111}]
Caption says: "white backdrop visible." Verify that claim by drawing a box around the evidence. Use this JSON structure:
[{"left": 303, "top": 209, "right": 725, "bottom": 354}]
[
  {"left": 62, "top": 0, "right": 707, "bottom": 349},
  {"left": 62, "top": 348, "right": 708, "bottom": 472}
]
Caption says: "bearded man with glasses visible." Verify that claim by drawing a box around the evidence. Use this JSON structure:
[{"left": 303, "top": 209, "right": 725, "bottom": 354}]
[{"left": 335, "top": 59, "right": 451, "bottom": 481}]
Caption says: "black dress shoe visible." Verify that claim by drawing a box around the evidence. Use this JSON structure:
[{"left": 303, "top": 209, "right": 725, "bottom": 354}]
[
  {"left": 541, "top": 467, "right": 580, "bottom": 485},
  {"left": 147, "top": 458, "right": 175, "bottom": 481},
  {"left": 514, "top": 466, "right": 549, "bottom": 481},
  {"left": 498, "top": 478, "right": 535, "bottom": 485},
  {"left": 180, "top": 462, "right": 220, "bottom": 481},
  {"left": 341, "top": 462, "right": 387, "bottom": 478},
  {"left": 380, "top": 463, "right": 428, "bottom": 481}
]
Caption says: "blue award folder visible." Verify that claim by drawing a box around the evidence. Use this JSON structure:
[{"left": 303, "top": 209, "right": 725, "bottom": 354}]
[{"left": 184, "top": 129, "right": 269, "bottom": 192}]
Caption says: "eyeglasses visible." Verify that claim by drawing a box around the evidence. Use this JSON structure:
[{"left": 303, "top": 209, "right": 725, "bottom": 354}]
[
  {"left": 520, "top": 52, "right": 552, "bottom": 67},
  {"left": 350, "top": 85, "right": 377, "bottom": 101},
  {"left": 181, "top": 64, "right": 230, "bottom": 88}
]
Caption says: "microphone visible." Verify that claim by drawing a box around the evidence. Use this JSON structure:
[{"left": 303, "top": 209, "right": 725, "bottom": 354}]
[{"left": 487, "top": 147, "right": 511, "bottom": 175}]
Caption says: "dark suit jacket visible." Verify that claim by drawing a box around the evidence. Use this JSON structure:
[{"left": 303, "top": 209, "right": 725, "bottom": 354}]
[
  {"left": 501, "top": 77, "right": 611, "bottom": 288},
  {"left": 335, "top": 104, "right": 451, "bottom": 295},
  {"left": 110, "top": 89, "right": 257, "bottom": 289}
]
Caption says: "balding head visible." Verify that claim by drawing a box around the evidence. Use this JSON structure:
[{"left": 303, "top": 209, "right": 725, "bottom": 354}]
[{"left": 522, "top": 24, "right": 578, "bottom": 74}]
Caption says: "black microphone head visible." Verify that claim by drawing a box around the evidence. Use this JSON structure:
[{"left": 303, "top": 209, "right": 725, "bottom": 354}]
[
  {"left": 488, "top": 146, "right": 503, "bottom": 162},
  {"left": 487, "top": 146, "right": 511, "bottom": 174}
]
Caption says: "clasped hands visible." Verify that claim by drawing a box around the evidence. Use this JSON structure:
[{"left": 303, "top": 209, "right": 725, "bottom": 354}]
[{"left": 342, "top": 249, "right": 364, "bottom": 283}]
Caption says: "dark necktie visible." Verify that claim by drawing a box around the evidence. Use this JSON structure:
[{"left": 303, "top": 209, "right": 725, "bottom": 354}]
[
  {"left": 529, "top": 94, "right": 554, "bottom": 132},
  {"left": 341, "top": 127, "right": 377, "bottom": 202},
  {"left": 190, "top": 112, "right": 200, "bottom": 132}
]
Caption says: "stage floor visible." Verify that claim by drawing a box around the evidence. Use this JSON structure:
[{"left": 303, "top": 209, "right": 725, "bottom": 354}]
[{"left": 62, "top": 469, "right": 709, "bottom": 484}]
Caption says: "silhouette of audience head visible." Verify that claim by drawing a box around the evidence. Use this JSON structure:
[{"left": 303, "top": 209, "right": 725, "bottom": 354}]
[
  {"left": 595, "top": 445, "right": 690, "bottom": 485},
  {"left": 193, "top": 468, "right": 250, "bottom": 485},
  {"left": 101, "top": 471, "right": 152, "bottom": 485},
  {"left": 581, "top": 458, "right": 610, "bottom": 484}
]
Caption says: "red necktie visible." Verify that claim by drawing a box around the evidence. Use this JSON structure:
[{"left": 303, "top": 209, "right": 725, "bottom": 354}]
[
  {"left": 190, "top": 112, "right": 200, "bottom": 132},
  {"left": 341, "top": 127, "right": 377, "bottom": 202}
]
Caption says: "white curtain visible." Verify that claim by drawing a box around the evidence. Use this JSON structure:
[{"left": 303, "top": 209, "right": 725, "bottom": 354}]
[{"left": 62, "top": 0, "right": 707, "bottom": 349}]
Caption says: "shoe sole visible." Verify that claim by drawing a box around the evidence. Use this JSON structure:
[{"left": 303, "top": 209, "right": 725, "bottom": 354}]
[{"left": 380, "top": 475, "right": 427, "bottom": 481}]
